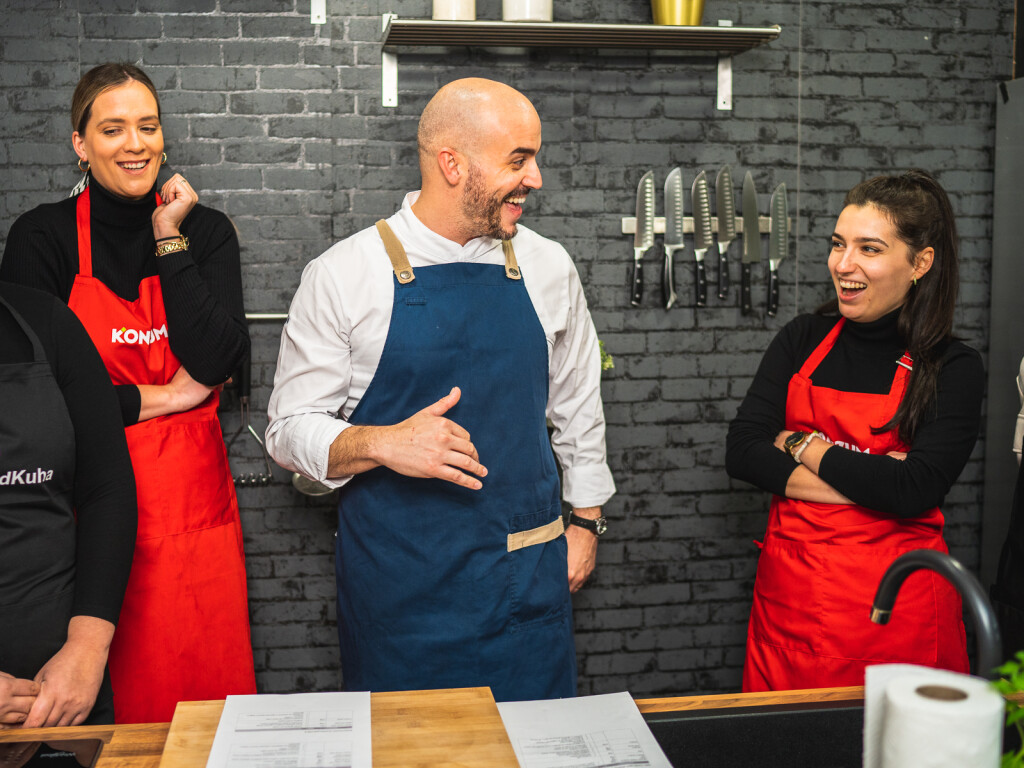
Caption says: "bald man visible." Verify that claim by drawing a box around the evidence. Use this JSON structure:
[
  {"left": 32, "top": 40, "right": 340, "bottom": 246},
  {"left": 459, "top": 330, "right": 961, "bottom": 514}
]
[{"left": 267, "top": 79, "right": 615, "bottom": 701}]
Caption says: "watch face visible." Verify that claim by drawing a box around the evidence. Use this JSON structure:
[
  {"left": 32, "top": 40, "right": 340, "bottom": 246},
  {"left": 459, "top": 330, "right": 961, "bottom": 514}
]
[
  {"left": 595, "top": 517, "right": 608, "bottom": 535},
  {"left": 784, "top": 431, "right": 806, "bottom": 455}
]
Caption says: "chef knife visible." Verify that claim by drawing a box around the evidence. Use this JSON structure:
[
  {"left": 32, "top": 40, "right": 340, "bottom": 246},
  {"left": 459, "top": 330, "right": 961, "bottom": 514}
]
[
  {"left": 741, "top": 172, "right": 761, "bottom": 316},
  {"left": 631, "top": 170, "right": 655, "bottom": 307},
  {"left": 662, "top": 168, "right": 684, "bottom": 310},
  {"left": 767, "top": 182, "right": 789, "bottom": 318},
  {"left": 715, "top": 165, "right": 736, "bottom": 300},
  {"left": 691, "top": 170, "right": 712, "bottom": 308}
]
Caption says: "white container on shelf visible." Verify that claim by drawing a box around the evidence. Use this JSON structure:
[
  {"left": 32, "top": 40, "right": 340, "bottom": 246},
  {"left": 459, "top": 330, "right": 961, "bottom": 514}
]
[
  {"left": 433, "top": 0, "right": 475, "bottom": 20},
  {"left": 502, "top": 0, "right": 553, "bottom": 21}
]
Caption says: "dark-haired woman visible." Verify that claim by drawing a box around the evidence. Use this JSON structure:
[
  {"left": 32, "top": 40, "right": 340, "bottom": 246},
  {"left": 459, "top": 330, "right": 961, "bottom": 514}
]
[
  {"left": 726, "top": 170, "right": 982, "bottom": 692},
  {"left": 0, "top": 63, "right": 255, "bottom": 722}
]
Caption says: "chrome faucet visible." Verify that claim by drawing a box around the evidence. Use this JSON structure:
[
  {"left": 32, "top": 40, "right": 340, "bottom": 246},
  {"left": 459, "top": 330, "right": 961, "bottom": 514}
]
[{"left": 870, "top": 549, "right": 1002, "bottom": 679}]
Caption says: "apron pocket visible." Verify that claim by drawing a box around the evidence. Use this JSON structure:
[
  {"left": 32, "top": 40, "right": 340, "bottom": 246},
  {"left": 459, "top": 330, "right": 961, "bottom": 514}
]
[
  {"left": 508, "top": 507, "right": 568, "bottom": 632},
  {"left": 749, "top": 537, "right": 821, "bottom": 654},
  {"left": 815, "top": 543, "right": 941, "bottom": 664}
]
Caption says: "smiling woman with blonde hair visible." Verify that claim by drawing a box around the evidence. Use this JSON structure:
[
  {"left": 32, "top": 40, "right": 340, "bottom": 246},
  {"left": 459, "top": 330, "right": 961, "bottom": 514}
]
[
  {"left": 1, "top": 62, "right": 255, "bottom": 722},
  {"left": 726, "top": 169, "right": 984, "bottom": 692}
]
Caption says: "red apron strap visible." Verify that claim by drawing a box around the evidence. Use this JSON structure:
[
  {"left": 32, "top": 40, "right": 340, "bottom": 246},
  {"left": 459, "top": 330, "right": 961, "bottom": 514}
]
[
  {"left": 797, "top": 317, "right": 845, "bottom": 378},
  {"left": 75, "top": 189, "right": 92, "bottom": 278}
]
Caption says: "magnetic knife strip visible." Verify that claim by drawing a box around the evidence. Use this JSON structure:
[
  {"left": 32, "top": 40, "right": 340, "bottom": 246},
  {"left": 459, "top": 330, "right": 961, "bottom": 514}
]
[{"left": 621, "top": 215, "right": 785, "bottom": 235}]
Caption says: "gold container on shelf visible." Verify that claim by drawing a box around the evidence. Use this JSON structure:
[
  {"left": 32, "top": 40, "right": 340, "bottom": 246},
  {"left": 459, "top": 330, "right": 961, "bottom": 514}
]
[{"left": 651, "top": 0, "right": 704, "bottom": 25}]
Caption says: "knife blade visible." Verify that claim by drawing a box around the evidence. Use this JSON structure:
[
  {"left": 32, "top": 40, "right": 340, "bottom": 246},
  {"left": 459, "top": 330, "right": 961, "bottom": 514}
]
[
  {"left": 663, "top": 168, "right": 684, "bottom": 310},
  {"left": 715, "top": 165, "right": 736, "bottom": 300},
  {"left": 741, "top": 172, "right": 761, "bottom": 316},
  {"left": 767, "top": 182, "right": 789, "bottom": 318},
  {"left": 631, "top": 170, "right": 655, "bottom": 307},
  {"left": 691, "top": 170, "right": 713, "bottom": 308}
]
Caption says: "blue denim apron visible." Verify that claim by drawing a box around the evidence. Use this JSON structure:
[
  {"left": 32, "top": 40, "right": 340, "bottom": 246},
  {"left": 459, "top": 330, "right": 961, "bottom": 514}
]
[{"left": 334, "top": 221, "right": 576, "bottom": 702}]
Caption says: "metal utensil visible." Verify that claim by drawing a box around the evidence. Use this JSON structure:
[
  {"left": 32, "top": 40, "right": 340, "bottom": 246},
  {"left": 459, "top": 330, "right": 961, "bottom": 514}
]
[
  {"left": 767, "top": 182, "right": 789, "bottom": 318},
  {"left": 225, "top": 355, "right": 274, "bottom": 487},
  {"left": 715, "top": 165, "right": 737, "bottom": 300},
  {"left": 663, "top": 168, "right": 684, "bottom": 310},
  {"left": 631, "top": 170, "right": 656, "bottom": 307},
  {"left": 741, "top": 172, "right": 761, "bottom": 316},
  {"left": 691, "top": 170, "right": 713, "bottom": 307}
]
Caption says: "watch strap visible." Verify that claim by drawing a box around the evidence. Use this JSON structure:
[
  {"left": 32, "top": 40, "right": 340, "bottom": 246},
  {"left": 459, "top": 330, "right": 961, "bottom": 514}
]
[{"left": 567, "top": 511, "right": 607, "bottom": 536}]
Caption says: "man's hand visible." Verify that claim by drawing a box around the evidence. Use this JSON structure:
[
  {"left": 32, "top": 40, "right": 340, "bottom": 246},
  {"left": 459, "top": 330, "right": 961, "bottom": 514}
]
[
  {"left": 0, "top": 672, "right": 39, "bottom": 729},
  {"left": 566, "top": 507, "right": 601, "bottom": 593},
  {"left": 330, "top": 387, "right": 488, "bottom": 489},
  {"left": 23, "top": 617, "right": 113, "bottom": 728}
]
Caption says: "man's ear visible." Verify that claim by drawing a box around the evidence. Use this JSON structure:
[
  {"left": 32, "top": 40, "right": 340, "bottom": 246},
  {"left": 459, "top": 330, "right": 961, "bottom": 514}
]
[{"left": 437, "top": 148, "right": 463, "bottom": 186}]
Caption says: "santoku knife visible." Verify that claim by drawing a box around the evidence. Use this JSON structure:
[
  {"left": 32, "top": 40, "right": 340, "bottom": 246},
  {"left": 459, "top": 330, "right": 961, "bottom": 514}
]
[
  {"left": 631, "top": 170, "right": 655, "bottom": 307},
  {"left": 741, "top": 172, "right": 760, "bottom": 316},
  {"left": 691, "top": 170, "right": 713, "bottom": 308},
  {"left": 715, "top": 165, "right": 736, "bottom": 300},
  {"left": 663, "top": 168, "right": 684, "bottom": 310},
  {"left": 767, "top": 182, "right": 789, "bottom": 318}
]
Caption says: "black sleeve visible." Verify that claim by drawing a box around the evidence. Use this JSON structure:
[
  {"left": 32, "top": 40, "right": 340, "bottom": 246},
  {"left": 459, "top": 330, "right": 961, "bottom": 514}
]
[
  {"left": 157, "top": 210, "right": 249, "bottom": 387},
  {"left": 725, "top": 319, "right": 805, "bottom": 495},
  {"left": 47, "top": 300, "right": 137, "bottom": 624},
  {"left": 817, "top": 345, "right": 985, "bottom": 517},
  {"left": 0, "top": 209, "right": 76, "bottom": 302}
]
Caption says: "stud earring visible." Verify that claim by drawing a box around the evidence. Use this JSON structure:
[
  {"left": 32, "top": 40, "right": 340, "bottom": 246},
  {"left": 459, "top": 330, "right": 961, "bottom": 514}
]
[
  {"left": 161, "top": 152, "right": 167, "bottom": 165},
  {"left": 77, "top": 158, "right": 90, "bottom": 172}
]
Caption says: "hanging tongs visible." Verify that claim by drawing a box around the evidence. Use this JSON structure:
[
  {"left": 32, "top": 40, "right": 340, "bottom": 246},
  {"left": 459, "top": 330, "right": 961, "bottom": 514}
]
[{"left": 225, "top": 354, "right": 274, "bottom": 487}]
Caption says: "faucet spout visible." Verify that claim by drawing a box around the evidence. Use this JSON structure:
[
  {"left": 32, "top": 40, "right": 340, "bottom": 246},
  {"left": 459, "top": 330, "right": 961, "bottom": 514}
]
[{"left": 871, "top": 549, "right": 1002, "bottom": 679}]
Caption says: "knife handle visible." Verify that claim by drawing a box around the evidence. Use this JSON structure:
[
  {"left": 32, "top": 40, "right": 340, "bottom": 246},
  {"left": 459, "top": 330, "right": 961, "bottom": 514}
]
[
  {"left": 740, "top": 264, "right": 752, "bottom": 316},
  {"left": 694, "top": 260, "right": 707, "bottom": 308},
  {"left": 767, "top": 269, "right": 779, "bottom": 318},
  {"left": 630, "top": 257, "right": 643, "bottom": 307},
  {"left": 717, "top": 249, "right": 729, "bottom": 300},
  {"left": 662, "top": 247, "right": 676, "bottom": 310}
]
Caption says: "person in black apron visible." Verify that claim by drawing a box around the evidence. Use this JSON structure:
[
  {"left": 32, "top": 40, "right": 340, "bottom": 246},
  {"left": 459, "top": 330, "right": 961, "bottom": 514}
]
[
  {"left": 267, "top": 79, "right": 615, "bottom": 700},
  {"left": 0, "top": 282, "right": 135, "bottom": 726}
]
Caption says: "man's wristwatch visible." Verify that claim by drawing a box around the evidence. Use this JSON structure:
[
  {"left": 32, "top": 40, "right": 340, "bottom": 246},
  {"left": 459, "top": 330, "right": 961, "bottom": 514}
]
[{"left": 567, "top": 512, "right": 607, "bottom": 536}]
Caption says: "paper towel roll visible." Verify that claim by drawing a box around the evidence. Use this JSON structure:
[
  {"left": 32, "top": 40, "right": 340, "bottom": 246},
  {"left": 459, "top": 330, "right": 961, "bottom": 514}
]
[{"left": 868, "top": 667, "right": 1003, "bottom": 768}]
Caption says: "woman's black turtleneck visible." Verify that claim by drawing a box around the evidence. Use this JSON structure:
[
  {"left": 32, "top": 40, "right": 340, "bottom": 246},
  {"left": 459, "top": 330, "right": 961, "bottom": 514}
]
[
  {"left": 726, "top": 309, "right": 984, "bottom": 518},
  {"left": 0, "top": 178, "right": 249, "bottom": 425}
]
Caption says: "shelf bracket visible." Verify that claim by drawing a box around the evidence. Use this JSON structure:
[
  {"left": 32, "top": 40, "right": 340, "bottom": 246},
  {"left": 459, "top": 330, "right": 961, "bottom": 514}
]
[
  {"left": 716, "top": 20, "right": 733, "bottom": 111},
  {"left": 382, "top": 13, "right": 398, "bottom": 108}
]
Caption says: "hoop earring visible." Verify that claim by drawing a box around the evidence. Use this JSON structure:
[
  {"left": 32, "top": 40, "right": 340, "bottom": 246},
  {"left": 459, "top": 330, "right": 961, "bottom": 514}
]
[
  {"left": 77, "top": 158, "right": 89, "bottom": 172},
  {"left": 161, "top": 152, "right": 167, "bottom": 165}
]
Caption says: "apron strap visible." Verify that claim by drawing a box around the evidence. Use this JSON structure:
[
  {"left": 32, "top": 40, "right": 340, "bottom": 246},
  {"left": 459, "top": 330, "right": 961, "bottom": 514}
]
[
  {"left": 375, "top": 219, "right": 524, "bottom": 283},
  {"left": 375, "top": 220, "right": 415, "bottom": 284},
  {"left": 75, "top": 188, "right": 93, "bottom": 278},
  {"left": 507, "top": 517, "right": 565, "bottom": 552},
  {"left": 501, "top": 240, "right": 522, "bottom": 280},
  {"left": 0, "top": 293, "right": 46, "bottom": 364},
  {"left": 797, "top": 317, "right": 845, "bottom": 378}
]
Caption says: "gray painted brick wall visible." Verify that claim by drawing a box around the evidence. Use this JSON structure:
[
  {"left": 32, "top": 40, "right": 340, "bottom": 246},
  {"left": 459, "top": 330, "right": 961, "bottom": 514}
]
[{"left": 0, "top": 0, "right": 1012, "bottom": 697}]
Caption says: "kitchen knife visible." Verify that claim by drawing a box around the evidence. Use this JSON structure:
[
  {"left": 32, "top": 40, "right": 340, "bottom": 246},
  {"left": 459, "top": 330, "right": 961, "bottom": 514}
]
[
  {"left": 691, "top": 170, "right": 713, "bottom": 308},
  {"left": 663, "top": 168, "right": 684, "bottom": 310},
  {"left": 715, "top": 165, "right": 736, "bottom": 300},
  {"left": 741, "top": 172, "right": 761, "bottom": 316},
  {"left": 631, "top": 170, "right": 655, "bottom": 307},
  {"left": 767, "top": 182, "right": 789, "bottom": 318}
]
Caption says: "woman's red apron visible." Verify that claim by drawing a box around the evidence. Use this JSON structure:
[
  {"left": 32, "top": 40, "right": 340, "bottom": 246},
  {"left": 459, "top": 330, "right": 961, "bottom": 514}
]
[
  {"left": 68, "top": 188, "right": 256, "bottom": 723},
  {"left": 743, "top": 318, "right": 967, "bottom": 692}
]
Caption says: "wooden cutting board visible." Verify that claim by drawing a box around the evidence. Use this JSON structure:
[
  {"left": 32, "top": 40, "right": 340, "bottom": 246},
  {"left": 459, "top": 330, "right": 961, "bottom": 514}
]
[{"left": 158, "top": 687, "right": 518, "bottom": 768}]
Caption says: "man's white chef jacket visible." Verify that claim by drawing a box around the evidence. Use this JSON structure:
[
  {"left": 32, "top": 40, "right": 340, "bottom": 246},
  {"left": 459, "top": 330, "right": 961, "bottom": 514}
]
[{"left": 266, "top": 192, "right": 616, "bottom": 509}]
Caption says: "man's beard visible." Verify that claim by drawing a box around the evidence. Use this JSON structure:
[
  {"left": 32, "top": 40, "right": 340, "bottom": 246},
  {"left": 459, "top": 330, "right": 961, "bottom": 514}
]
[{"left": 461, "top": 164, "right": 526, "bottom": 241}]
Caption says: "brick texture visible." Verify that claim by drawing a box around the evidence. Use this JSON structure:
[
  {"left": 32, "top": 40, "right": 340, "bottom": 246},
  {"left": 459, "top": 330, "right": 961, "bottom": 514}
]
[{"left": 0, "top": 0, "right": 1012, "bottom": 697}]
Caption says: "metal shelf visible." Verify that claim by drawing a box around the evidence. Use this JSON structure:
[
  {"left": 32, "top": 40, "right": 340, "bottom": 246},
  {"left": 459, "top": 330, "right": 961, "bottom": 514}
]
[{"left": 380, "top": 14, "right": 781, "bottom": 110}]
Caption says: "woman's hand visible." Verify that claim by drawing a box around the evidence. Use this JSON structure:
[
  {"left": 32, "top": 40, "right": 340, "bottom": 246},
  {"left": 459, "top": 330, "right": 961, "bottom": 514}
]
[
  {"left": 22, "top": 617, "right": 113, "bottom": 729},
  {"left": 137, "top": 365, "right": 220, "bottom": 422},
  {"left": 152, "top": 173, "right": 199, "bottom": 241},
  {"left": 0, "top": 672, "right": 39, "bottom": 729}
]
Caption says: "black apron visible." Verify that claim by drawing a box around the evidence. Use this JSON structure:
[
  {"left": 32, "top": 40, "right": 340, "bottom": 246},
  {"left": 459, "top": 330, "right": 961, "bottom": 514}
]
[{"left": 0, "top": 293, "right": 113, "bottom": 723}]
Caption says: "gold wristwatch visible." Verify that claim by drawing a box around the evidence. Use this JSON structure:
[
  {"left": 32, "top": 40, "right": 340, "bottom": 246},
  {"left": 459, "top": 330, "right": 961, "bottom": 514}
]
[{"left": 155, "top": 235, "right": 189, "bottom": 257}]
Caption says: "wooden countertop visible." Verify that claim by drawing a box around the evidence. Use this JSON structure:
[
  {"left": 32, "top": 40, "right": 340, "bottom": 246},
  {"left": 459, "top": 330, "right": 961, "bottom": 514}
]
[{"left": 0, "top": 686, "right": 866, "bottom": 767}]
